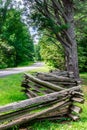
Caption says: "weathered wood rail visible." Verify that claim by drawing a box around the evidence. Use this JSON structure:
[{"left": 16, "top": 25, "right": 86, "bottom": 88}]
[{"left": 0, "top": 71, "right": 84, "bottom": 130}]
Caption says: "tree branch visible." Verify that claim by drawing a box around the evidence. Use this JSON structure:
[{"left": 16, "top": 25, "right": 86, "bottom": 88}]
[
  {"left": 51, "top": 0, "right": 68, "bottom": 22},
  {"left": 44, "top": 33, "right": 64, "bottom": 51}
]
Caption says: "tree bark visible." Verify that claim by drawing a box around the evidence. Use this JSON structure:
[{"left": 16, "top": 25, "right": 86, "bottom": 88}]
[
  {"left": 28, "top": 0, "right": 80, "bottom": 79},
  {"left": 25, "top": 74, "right": 64, "bottom": 91},
  {"left": 0, "top": 85, "right": 81, "bottom": 113},
  {"left": 63, "top": 0, "right": 79, "bottom": 79}
]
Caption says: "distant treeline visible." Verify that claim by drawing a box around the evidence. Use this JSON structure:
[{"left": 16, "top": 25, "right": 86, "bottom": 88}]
[{"left": 0, "top": 9, "right": 34, "bottom": 69}]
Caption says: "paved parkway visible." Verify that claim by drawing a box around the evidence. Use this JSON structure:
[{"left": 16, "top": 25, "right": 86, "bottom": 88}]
[{"left": 0, "top": 62, "right": 44, "bottom": 77}]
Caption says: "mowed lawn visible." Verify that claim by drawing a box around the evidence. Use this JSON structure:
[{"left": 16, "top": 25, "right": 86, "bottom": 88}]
[
  {"left": 0, "top": 73, "right": 27, "bottom": 105},
  {"left": 0, "top": 69, "right": 87, "bottom": 130},
  {"left": 0, "top": 66, "right": 49, "bottom": 105}
]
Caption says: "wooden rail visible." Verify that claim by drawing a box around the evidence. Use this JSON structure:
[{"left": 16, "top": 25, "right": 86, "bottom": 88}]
[{"left": 0, "top": 71, "right": 84, "bottom": 130}]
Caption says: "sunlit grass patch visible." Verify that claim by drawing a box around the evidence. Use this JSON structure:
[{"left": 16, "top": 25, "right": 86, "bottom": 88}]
[
  {"left": 0, "top": 74, "right": 27, "bottom": 105},
  {"left": 0, "top": 66, "right": 49, "bottom": 105}
]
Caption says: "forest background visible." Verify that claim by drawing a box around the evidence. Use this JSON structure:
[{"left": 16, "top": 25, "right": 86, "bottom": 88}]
[{"left": 0, "top": 0, "right": 87, "bottom": 73}]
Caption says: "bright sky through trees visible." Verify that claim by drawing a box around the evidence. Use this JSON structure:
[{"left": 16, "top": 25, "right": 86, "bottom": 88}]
[{"left": 15, "top": 0, "right": 39, "bottom": 44}]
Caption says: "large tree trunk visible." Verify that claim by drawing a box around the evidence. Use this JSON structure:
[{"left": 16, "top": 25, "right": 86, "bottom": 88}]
[
  {"left": 63, "top": 0, "right": 79, "bottom": 79},
  {"left": 28, "top": 0, "right": 80, "bottom": 79}
]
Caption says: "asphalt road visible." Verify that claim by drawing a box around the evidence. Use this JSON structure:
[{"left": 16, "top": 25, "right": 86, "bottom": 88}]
[{"left": 0, "top": 62, "right": 44, "bottom": 77}]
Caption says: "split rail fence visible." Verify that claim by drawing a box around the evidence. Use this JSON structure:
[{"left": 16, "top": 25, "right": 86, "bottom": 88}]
[{"left": 0, "top": 71, "right": 84, "bottom": 130}]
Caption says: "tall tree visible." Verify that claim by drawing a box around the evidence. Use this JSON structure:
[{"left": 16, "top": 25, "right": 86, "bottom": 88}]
[
  {"left": 75, "top": 1, "right": 87, "bottom": 72},
  {"left": 0, "top": 0, "right": 12, "bottom": 33},
  {"left": 1, "top": 9, "right": 34, "bottom": 66},
  {"left": 0, "top": 0, "right": 35, "bottom": 68},
  {"left": 23, "top": 0, "right": 85, "bottom": 79}
]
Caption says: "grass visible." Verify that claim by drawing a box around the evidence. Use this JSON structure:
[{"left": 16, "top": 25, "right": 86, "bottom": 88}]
[
  {"left": 27, "top": 66, "right": 50, "bottom": 74},
  {"left": 0, "top": 74, "right": 27, "bottom": 105},
  {"left": 0, "top": 68, "right": 87, "bottom": 130},
  {"left": 0, "top": 65, "right": 49, "bottom": 105},
  {"left": 28, "top": 73, "right": 87, "bottom": 130},
  {"left": 17, "top": 61, "right": 34, "bottom": 67}
]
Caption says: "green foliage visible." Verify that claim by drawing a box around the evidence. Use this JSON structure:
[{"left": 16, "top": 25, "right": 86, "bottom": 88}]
[
  {"left": 34, "top": 44, "right": 42, "bottom": 61},
  {"left": 0, "top": 8, "right": 34, "bottom": 68},
  {"left": 74, "top": 1, "right": 87, "bottom": 72},
  {"left": 39, "top": 35, "right": 65, "bottom": 70},
  {"left": 78, "top": 37, "right": 87, "bottom": 72},
  {"left": 30, "top": 9, "right": 69, "bottom": 34},
  {"left": 0, "top": 40, "right": 16, "bottom": 69},
  {"left": 2, "top": 9, "right": 34, "bottom": 66}
]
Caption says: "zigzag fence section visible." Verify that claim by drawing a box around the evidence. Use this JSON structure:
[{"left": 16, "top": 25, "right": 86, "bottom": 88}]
[{"left": 0, "top": 71, "right": 84, "bottom": 130}]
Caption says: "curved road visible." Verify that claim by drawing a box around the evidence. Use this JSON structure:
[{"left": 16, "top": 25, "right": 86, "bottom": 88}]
[{"left": 0, "top": 62, "right": 44, "bottom": 77}]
